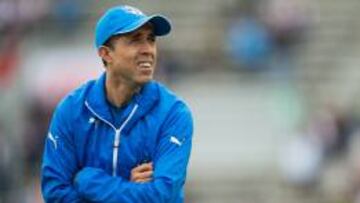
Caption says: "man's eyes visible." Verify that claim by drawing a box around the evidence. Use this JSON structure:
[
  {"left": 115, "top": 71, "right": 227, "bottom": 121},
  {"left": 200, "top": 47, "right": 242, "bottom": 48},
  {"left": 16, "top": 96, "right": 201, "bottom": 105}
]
[
  {"left": 128, "top": 35, "right": 156, "bottom": 43},
  {"left": 148, "top": 36, "right": 156, "bottom": 42},
  {"left": 129, "top": 38, "right": 140, "bottom": 43}
]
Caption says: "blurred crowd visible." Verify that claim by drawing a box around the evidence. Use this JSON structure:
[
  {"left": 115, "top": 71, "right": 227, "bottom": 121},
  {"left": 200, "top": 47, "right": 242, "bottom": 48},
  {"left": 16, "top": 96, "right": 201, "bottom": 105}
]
[
  {"left": 225, "top": 0, "right": 311, "bottom": 77},
  {"left": 0, "top": 1, "right": 85, "bottom": 202},
  {"left": 225, "top": 1, "right": 360, "bottom": 202}
]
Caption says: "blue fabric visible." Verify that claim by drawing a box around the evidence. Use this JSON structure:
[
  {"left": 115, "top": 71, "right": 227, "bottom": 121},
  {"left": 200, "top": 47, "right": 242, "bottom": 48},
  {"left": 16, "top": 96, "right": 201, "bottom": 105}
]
[
  {"left": 107, "top": 98, "right": 133, "bottom": 128},
  {"left": 41, "top": 72, "right": 193, "bottom": 203},
  {"left": 95, "top": 5, "right": 172, "bottom": 48}
]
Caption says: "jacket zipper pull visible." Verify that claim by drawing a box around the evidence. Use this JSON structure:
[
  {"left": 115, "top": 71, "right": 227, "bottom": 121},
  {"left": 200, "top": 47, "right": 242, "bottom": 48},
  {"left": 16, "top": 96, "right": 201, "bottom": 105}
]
[
  {"left": 114, "top": 129, "right": 121, "bottom": 148},
  {"left": 112, "top": 129, "right": 121, "bottom": 176}
]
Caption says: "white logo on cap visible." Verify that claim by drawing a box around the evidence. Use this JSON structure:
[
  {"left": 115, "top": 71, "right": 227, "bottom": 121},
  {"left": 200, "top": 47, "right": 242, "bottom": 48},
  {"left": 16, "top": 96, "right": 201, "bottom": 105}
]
[{"left": 123, "top": 5, "right": 144, "bottom": 16}]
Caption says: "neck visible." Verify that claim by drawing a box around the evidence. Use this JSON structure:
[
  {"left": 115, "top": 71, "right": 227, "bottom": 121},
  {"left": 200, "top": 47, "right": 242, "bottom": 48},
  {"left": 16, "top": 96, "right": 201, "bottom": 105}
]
[{"left": 105, "top": 73, "right": 140, "bottom": 108}]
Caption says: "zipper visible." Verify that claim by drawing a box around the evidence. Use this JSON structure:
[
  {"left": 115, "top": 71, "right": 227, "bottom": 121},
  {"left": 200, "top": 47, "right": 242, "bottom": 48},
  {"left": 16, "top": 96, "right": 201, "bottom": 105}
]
[
  {"left": 111, "top": 104, "right": 138, "bottom": 176},
  {"left": 85, "top": 101, "right": 139, "bottom": 176}
]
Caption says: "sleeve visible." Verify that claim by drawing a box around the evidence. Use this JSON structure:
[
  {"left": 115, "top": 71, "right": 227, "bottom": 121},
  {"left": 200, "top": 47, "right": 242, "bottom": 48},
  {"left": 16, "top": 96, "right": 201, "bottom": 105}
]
[
  {"left": 41, "top": 99, "right": 83, "bottom": 203},
  {"left": 74, "top": 102, "right": 194, "bottom": 203}
]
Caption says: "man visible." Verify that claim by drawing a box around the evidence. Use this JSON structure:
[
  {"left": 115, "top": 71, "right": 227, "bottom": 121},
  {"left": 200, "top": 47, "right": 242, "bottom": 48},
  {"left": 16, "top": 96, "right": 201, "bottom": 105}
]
[{"left": 41, "top": 5, "right": 193, "bottom": 203}]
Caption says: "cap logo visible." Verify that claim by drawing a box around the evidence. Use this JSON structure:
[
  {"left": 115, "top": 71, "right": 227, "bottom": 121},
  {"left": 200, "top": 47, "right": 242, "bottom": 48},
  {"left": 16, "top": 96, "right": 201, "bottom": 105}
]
[{"left": 123, "top": 5, "right": 144, "bottom": 16}]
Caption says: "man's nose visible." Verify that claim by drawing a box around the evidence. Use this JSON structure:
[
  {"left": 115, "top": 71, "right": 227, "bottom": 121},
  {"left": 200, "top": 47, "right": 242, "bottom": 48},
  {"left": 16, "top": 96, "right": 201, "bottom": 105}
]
[{"left": 139, "top": 41, "right": 155, "bottom": 54}]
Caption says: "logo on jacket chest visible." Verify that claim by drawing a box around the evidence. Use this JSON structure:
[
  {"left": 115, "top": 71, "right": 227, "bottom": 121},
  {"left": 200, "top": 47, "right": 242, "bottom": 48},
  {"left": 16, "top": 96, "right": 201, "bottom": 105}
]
[{"left": 88, "top": 117, "right": 100, "bottom": 129}]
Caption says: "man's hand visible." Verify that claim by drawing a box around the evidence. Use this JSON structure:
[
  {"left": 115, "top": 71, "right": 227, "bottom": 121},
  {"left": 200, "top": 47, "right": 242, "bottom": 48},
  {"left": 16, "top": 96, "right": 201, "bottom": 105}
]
[{"left": 130, "top": 162, "right": 153, "bottom": 183}]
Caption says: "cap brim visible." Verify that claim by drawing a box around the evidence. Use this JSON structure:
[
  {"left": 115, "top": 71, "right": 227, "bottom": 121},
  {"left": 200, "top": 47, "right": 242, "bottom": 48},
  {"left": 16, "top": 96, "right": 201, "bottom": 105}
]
[{"left": 114, "top": 15, "right": 171, "bottom": 36}]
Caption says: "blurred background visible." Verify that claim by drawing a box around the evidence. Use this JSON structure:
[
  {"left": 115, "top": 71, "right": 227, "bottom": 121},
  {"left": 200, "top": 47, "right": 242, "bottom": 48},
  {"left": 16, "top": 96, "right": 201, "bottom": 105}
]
[{"left": 1, "top": 0, "right": 360, "bottom": 202}]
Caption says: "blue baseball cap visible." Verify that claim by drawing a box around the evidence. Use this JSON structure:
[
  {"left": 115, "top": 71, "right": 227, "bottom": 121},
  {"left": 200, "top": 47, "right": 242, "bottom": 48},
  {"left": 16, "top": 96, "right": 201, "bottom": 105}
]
[{"left": 95, "top": 5, "right": 172, "bottom": 49}]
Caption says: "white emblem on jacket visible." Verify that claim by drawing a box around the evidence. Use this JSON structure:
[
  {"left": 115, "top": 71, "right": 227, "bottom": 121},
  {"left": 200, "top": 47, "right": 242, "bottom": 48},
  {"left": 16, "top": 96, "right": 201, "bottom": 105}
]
[
  {"left": 170, "top": 136, "right": 182, "bottom": 146},
  {"left": 48, "top": 132, "right": 58, "bottom": 149}
]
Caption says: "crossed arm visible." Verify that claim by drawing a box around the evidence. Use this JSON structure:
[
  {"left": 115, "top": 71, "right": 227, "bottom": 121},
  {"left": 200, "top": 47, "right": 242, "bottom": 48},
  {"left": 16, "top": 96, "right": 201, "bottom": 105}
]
[
  {"left": 131, "top": 162, "right": 154, "bottom": 183},
  {"left": 41, "top": 103, "right": 193, "bottom": 203}
]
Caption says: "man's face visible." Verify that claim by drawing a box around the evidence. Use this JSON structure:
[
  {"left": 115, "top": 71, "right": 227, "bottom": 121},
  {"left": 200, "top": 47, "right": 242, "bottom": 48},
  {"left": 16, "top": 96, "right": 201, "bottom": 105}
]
[{"left": 104, "top": 23, "right": 157, "bottom": 86}]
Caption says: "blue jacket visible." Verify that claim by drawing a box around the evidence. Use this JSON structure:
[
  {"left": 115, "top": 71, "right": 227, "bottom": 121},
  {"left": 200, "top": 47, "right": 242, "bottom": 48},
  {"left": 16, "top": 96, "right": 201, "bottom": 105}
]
[{"left": 41, "top": 73, "right": 193, "bottom": 203}]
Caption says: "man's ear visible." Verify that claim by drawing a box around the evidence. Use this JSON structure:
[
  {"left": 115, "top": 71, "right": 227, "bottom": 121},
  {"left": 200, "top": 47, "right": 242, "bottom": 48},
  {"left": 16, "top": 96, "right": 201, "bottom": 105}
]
[{"left": 98, "top": 46, "right": 112, "bottom": 65}]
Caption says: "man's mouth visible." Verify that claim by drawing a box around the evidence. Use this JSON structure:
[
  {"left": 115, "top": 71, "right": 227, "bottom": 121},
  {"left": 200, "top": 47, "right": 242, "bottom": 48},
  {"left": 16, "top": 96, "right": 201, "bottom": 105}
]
[{"left": 138, "top": 61, "right": 152, "bottom": 68}]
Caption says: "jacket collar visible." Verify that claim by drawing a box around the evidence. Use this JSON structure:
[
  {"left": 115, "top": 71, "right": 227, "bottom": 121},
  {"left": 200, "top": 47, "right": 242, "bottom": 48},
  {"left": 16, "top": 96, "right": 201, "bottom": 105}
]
[
  {"left": 85, "top": 72, "right": 159, "bottom": 131},
  {"left": 85, "top": 72, "right": 112, "bottom": 123}
]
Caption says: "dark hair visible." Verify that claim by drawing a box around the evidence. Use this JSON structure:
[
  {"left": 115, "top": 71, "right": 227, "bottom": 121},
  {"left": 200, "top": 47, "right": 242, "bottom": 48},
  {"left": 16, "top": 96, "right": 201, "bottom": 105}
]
[{"left": 101, "top": 35, "right": 118, "bottom": 66}]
